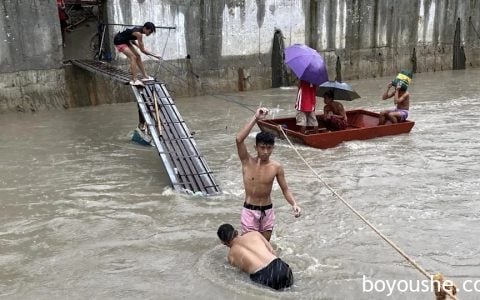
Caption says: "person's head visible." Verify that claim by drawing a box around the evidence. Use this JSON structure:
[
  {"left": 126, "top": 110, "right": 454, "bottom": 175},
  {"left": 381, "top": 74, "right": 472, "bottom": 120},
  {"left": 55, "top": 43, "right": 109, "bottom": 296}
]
[
  {"left": 255, "top": 131, "right": 275, "bottom": 162},
  {"left": 217, "top": 224, "right": 237, "bottom": 246},
  {"left": 143, "top": 22, "right": 156, "bottom": 36},
  {"left": 323, "top": 90, "right": 334, "bottom": 104},
  {"left": 391, "top": 70, "right": 412, "bottom": 91}
]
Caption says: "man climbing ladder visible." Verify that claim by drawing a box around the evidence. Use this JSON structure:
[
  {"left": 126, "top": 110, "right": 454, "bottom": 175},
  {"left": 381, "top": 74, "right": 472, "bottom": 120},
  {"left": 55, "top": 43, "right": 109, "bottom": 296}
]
[
  {"left": 113, "top": 22, "right": 161, "bottom": 87},
  {"left": 114, "top": 21, "right": 161, "bottom": 130}
]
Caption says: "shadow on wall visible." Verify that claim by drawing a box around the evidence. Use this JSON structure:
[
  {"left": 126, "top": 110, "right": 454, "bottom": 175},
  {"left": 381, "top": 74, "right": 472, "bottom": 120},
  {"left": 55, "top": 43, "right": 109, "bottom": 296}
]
[
  {"left": 271, "top": 29, "right": 291, "bottom": 88},
  {"left": 453, "top": 18, "right": 466, "bottom": 70}
]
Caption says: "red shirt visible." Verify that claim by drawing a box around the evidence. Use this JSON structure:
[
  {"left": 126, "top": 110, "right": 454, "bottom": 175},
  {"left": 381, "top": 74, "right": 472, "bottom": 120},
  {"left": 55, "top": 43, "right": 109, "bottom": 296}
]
[
  {"left": 295, "top": 80, "right": 317, "bottom": 112},
  {"left": 57, "top": 0, "right": 67, "bottom": 21}
]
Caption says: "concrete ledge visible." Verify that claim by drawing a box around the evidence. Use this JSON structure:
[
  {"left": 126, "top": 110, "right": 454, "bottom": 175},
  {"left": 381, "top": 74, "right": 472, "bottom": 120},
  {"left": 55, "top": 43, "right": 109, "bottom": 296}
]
[
  {"left": 64, "top": 64, "right": 132, "bottom": 108},
  {"left": 0, "top": 69, "right": 67, "bottom": 112}
]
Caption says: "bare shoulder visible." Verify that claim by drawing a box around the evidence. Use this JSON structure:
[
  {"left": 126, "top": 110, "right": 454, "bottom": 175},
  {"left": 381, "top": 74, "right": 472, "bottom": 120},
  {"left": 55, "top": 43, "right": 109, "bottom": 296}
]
[
  {"left": 269, "top": 158, "right": 282, "bottom": 168},
  {"left": 271, "top": 160, "right": 285, "bottom": 175}
]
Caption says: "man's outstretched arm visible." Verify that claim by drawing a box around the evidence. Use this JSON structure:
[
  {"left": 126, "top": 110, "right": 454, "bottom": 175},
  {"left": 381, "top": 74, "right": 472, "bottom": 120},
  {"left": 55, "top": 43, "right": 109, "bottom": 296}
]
[
  {"left": 132, "top": 32, "right": 159, "bottom": 58},
  {"left": 236, "top": 108, "right": 267, "bottom": 162},
  {"left": 276, "top": 165, "right": 301, "bottom": 217}
]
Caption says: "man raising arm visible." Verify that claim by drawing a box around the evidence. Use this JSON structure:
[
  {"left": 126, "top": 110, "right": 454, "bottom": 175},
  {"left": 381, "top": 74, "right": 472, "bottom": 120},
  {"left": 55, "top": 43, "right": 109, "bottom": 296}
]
[{"left": 236, "top": 107, "right": 301, "bottom": 241}]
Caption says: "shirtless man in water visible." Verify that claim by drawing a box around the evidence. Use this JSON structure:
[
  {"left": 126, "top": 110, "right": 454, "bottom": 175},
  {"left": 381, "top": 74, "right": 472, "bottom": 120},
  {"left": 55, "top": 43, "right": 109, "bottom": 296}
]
[
  {"left": 378, "top": 82, "right": 410, "bottom": 125},
  {"left": 217, "top": 223, "right": 294, "bottom": 290},
  {"left": 236, "top": 108, "right": 301, "bottom": 241}
]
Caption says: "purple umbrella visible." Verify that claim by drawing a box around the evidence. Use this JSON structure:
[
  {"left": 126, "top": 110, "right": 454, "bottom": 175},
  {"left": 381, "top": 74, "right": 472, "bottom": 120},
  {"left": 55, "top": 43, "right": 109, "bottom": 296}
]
[{"left": 284, "top": 44, "right": 328, "bottom": 85}]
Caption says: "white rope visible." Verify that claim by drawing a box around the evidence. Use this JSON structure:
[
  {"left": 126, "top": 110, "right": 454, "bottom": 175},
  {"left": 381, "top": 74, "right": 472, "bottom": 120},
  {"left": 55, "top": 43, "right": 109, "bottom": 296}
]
[{"left": 277, "top": 126, "right": 457, "bottom": 300}]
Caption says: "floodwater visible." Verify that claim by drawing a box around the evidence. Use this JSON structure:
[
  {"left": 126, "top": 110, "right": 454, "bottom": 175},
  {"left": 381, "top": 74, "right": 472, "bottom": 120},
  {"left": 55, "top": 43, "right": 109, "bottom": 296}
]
[{"left": 1, "top": 69, "right": 479, "bottom": 300}]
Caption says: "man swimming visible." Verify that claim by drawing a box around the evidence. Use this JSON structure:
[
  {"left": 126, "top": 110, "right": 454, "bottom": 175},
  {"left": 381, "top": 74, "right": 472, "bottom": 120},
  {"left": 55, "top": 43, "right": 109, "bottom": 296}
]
[{"left": 217, "top": 223, "right": 294, "bottom": 290}]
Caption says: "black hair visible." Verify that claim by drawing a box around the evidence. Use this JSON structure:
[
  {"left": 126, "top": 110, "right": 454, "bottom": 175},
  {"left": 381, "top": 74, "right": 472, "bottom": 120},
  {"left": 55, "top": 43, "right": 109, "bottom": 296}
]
[
  {"left": 324, "top": 90, "right": 334, "bottom": 99},
  {"left": 144, "top": 22, "right": 156, "bottom": 33},
  {"left": 217, "top": 224, "right": 236, "bottom": 243},
  {"left": 255, "top": 131, "right": 275, "bottom": 146}
]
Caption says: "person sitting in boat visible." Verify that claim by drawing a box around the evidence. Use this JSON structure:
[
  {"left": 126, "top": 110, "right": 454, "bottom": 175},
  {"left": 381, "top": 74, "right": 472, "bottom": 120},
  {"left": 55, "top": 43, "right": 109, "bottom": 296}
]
[
  {"left": 378, "top": 71, "right": 411, "bottom": 125},
  {"left": 322, "top": 90, "right": 348, "bottom": 131}
]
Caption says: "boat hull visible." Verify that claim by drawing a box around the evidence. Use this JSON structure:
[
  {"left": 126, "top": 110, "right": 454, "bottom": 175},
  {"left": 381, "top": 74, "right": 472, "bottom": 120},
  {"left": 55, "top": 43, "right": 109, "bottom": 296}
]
[{"left": 256, "top": 109, "right": 415, "bottom": 149}]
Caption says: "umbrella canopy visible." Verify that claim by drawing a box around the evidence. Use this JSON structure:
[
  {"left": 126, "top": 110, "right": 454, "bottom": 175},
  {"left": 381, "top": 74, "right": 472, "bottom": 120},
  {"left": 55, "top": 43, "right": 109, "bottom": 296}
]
[
  {"left": 284, "top": 44, "right": 328, "bottom": 85},
  {"left": 316, "top": 81, "right": 361, "bottom": 101}
]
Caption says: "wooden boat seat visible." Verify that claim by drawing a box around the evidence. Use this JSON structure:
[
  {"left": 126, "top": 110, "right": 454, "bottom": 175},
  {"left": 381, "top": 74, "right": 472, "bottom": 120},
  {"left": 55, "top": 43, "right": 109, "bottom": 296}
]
[{"left": 305, "top": 128, "right": 328, "bottom": 134}]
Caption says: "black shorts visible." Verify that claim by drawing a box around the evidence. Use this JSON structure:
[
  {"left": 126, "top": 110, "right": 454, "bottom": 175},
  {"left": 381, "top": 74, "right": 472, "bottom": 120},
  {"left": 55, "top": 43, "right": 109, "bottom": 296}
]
[
  {"left": 60, "top": 20, "right": 68, "bottom": 29},
  {"left": 250, "top": 258, "right": 294, "bottom": 290}
]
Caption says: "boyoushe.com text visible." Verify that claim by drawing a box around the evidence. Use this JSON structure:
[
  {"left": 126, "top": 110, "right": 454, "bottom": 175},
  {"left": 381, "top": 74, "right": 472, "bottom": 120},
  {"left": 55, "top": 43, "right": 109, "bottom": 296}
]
[{"left": 362, "top": 275, "right": 480, "bottom": 296}]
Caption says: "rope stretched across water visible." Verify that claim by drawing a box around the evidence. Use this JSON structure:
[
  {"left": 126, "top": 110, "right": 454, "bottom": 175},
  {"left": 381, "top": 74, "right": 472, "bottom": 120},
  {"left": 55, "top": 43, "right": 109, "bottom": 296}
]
[{"left": 278, "top": 126, "right": 457, "bottom": 300}]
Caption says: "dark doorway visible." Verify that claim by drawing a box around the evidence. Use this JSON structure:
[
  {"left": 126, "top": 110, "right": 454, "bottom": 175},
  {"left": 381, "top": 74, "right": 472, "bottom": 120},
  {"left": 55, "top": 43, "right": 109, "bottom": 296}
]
[
  {"left": 58, "top": 1, "right": 107, "bottom": 60},
  {"left": 271, "top": 29, "right": 287, "bottom": 88}
]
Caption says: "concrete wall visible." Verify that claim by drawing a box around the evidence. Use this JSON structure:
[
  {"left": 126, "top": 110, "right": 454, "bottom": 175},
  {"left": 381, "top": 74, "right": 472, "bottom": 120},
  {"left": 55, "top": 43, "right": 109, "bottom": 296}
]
[
  {"left": 108, "top": 0, "right": 480, "bottom": 88},
  {"left": 0, "top": 0, "right": 62, "bottom": 72},
  {"left": 1, "top": 0, "right": 480, "bottom": 111},
  {"left": 0, "top": 0, "right": 68, "bottom": 111}
]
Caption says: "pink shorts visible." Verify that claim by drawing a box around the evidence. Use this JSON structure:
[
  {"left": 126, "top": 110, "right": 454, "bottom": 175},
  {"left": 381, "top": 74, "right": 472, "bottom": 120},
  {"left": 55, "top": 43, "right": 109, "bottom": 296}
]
[
  {"left": 115, "top": 44, "right": 129, "bottom": 52},
  {"left": 240, "top": 202, "right": 275, "bottom": 234}
]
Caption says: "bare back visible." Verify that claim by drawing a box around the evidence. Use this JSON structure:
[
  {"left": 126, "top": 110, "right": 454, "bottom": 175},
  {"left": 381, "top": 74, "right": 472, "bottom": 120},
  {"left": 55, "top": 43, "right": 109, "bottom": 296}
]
[{"left": 228, "top": 231, "right": 276, "bottom": 274}]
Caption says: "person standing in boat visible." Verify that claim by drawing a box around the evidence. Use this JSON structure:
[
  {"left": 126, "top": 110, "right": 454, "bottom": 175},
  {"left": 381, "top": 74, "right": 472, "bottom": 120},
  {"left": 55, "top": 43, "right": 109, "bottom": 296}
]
[
  {"left": 236, "top": 107, "right": 301, "bottom": 242},
  {"left": 295, "top": 79, "right": 319, "bottom": 133},
  {"left": 378, "top": 71, "right": 411, "bottom": 125},
  {"left": 322, "top": 90, "right": 348, "bottom": 131}
]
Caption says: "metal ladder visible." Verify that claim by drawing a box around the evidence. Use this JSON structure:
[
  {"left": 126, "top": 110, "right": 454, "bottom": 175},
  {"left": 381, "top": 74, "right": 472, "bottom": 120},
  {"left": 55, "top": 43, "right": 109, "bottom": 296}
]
[
  {"left": 132, "top": 82, "right": 221, "bottom": 196},
  {"left": 70, "top": 59, "right": 222, "bottom": 196}
]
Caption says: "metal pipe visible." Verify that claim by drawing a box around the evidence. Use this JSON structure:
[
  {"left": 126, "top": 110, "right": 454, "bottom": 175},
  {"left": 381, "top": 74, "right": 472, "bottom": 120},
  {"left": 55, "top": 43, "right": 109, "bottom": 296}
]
[
  {"left": 105, "top": 23, "right": 176, "bottom": 30},
  {"left": 98, "top": 24, "right": 107, "bottom": 59}
]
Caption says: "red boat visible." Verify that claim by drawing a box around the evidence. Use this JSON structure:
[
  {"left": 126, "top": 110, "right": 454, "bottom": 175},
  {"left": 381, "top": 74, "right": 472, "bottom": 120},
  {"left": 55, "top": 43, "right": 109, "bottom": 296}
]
[{"left": 256, "top": 109, "right": 415, "bottom": 149}]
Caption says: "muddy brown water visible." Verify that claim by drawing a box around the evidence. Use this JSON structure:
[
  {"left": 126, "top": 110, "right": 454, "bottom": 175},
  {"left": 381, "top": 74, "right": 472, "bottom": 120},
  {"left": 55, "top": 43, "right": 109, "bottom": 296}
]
[{"left": 1, "top": 69, "right": 479, "bottom": 299}]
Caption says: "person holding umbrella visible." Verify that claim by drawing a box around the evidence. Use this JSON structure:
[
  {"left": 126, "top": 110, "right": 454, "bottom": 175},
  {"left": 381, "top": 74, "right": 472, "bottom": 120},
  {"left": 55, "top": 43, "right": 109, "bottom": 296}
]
[
  {"left": 316, "top": 80, "right": 360, "bottom": 131},
  {"left": 295, "top": 79, "right": 319, "bottom": 133},
  {"left": 284, "top": 44, "right": 328, "bottom": 134},
  {"left": 322, "top": 90, "right": 348, "bottom": 131}
]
